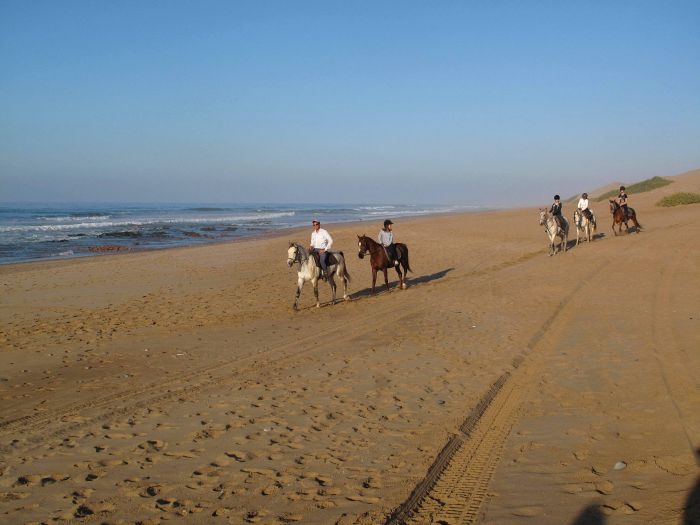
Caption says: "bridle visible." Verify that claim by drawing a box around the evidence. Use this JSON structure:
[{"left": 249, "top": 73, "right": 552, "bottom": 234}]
[
  {"left": 358, "top": 236, "right": 379, "bottom": 257},
  {"left": 287, "top": 244, "right": 306, "bottom": 267}
]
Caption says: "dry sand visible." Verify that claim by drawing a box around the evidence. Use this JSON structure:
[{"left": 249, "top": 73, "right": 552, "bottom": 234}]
[{"left": 1, "top": 170, "right": 699, "bottom": 524}]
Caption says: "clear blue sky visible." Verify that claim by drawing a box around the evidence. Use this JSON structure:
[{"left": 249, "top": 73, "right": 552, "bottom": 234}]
[{"left": 2, "top": 1, "right": 699, "bottom": 205}]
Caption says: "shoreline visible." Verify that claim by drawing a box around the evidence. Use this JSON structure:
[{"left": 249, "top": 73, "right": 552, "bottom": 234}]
[{"left": 0, "top": 205, "right": 499, "bottom": 271}]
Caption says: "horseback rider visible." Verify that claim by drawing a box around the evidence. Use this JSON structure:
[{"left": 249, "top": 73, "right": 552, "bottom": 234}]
[
  {"left": 616, "top": 186, "right": 629, "bottom": 221},
  {"left": 309, "top": 219, "right": 333, "bottom": 280},
  {"left": 577, "top": 192, "right": 593, "bottom": 222},
  {"left": 378, "top": 219, "right": 399, "bottom": 267},
  {"left": 550, "top": 195, "right": 565, "bottom": 230}
]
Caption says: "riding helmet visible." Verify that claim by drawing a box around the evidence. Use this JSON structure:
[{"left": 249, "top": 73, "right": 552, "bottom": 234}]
[
  {"left": 620, "top": 186, "right": 625, "bottom": 191},
  {"left": 582, "top": 192, "right": 588, "bottom": 198},
  {"left": 384, "top": 219, "right": 393, "bottom": 227},
  {"left": 554, "top": 195, "right": 560, "bottom": 200}
]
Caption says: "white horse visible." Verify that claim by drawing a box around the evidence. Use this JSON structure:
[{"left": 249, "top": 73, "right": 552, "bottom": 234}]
[
  {"left": 287, "top": 242, "right": 350, "bottom": 310},
  {"left": 539, "top": 209, "right": 569, "bottom": 256},
  {"left": 573, "top": 208, "right": 597, "bottom": 245}
]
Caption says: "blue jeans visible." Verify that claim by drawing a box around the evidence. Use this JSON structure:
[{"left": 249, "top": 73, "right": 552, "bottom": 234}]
[{"left": 312, "top": 249, "right": 327, "bottom": 270}]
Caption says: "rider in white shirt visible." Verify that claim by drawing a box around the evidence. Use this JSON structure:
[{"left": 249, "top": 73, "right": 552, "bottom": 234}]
[
  {"left": 577, "top": 193, "right": 593, "bottom": 221},
  {"left": 309, "top": 220, "right": 333, "bottom": 279}
]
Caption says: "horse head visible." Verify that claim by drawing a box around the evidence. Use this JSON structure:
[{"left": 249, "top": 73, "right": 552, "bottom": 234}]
[
  {"left": 538, "top": 208, "right": 548, "bottom": 226},
  {"left": 287, "top": 243, "right": 299, "bottom": 267},
  {"left": 357, "top": 234, "right": 368, "bottom": 259},
  {"left": 609, "top": 200, "right": 618, "bottom": 214}
]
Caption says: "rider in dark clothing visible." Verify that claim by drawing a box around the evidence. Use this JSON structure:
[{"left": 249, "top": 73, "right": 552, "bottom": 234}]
[
  {"left": 617, "top": 186, "right": 629, "bottom": 221},
  {"left": 550, "top": 195, "right": 565, "bottom": 230}
]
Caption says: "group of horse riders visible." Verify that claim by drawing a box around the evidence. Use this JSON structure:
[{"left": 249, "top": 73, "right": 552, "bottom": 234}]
[
  {"left": 310, "top": 218, "right": 399, "bottom": 280},
  {"left": 549, "top": 185, "right": 630, "bottom": 232}
]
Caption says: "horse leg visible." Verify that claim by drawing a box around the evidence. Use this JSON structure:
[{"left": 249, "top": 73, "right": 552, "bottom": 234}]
[
  {"left": 339, "top": 267, "right": 349, "bottom": 301},
  {"left": 383, "top": 267, "right": 390, "bottom": 293},
  {"left": 313, "top": 278, "right": 320, "bottom": 308},
  {"left": 294, "top": 277, "right": 305, "bottom": 310},
  {"left": 371, "top": 267, "right": 377, "bottom": 296},
  {"left": 328, "top": 273, "right": 337, "bottom": 305},
  {"left": 395, "top": 266, "right": 404, "bottom": 289}
]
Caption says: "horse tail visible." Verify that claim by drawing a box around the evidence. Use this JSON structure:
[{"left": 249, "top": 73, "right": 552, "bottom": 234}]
[
  {"left": 630, "top": 209, "right": 642, "bottom": 229},
  {"left": 400, "top": 244, "right": 413, "bottom": 273}
]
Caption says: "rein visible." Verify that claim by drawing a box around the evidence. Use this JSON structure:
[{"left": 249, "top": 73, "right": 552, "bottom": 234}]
[
  {"left": 361, "top": 237, "right": 382, "bottom": 257},
  {"left": 290, "top": 244, "right": 309, "bottom": 267}
]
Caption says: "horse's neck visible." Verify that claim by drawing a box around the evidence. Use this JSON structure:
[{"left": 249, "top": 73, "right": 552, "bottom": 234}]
[
  {"left": 364, "top": 237, "right": 381, "bottom": 251},
  {"left": 296, "top": 244, "right": 310, "bottom": 262}
]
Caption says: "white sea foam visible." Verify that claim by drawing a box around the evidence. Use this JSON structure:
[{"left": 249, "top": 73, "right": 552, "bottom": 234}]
[{"left": 0, "top": 211, "right": 296, "bottom": 233}]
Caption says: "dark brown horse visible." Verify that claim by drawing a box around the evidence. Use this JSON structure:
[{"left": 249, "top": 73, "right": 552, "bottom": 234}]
[
  {"left": 609, "top": 200, "right": 642, "bottom": 235},
  {"left": 357, "top": 235, "right": 412, "bottom": 295}
]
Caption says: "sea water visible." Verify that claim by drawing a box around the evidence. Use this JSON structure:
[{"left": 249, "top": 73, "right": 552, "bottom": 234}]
[{"left": 0, "top": 202, "right": 477, "bottom": 264}]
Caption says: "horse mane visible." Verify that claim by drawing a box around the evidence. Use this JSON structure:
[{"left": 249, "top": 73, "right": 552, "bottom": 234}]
[
  {"left": 294, "top": 243, "right": 309, "bottom": 260},
  {"left": 360, "top": 234, "right": 379, "bottom": 246}
]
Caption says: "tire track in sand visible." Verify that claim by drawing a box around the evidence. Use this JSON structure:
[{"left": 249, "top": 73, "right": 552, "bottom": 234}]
[
  {"left": 386, "top": 261, "right": 607, "bottom": 525},
  {"left": 650, "top": 241, "right": 700, "bottom": 455}
]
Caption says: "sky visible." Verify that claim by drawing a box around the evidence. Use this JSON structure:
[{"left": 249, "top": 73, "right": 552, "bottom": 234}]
[{"left": 1, "top": 1, "right": 699, "bottom": 206}]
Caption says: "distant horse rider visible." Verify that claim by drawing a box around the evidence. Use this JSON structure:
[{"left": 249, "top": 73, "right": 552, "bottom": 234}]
[
  {"left": 378, "top": 219, "right": 399, "bottom": 267},
  {"left": 550, "top": 195, "right": 565, "bottom": 231},
  {"left": 310, "top": 219, "right": 333, "bottom": 280},
  {"left": 577, "top": 192, "right": 593, "bottom": 222},
  {"left": 616, "top": 186, "right": 629, "bottom": 221}
]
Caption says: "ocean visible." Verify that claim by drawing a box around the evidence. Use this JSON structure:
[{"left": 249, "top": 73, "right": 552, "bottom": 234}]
[{"left": 0, "top": 202, "right": 476, "bottom": 264}]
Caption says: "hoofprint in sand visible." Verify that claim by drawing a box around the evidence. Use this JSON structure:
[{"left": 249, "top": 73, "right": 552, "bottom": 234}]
[{"left": 1, "top": 169, "right": 699, "bottom": 524}]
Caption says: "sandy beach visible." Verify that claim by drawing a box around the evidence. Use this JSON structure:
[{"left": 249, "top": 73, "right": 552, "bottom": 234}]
[{"left": 1, "top": 170, "right": 699, "bottom": 524}]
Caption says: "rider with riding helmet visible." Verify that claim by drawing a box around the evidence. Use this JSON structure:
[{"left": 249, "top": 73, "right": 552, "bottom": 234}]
[
  {"left": 616, "top": 186, "right": 629, "bottom": 220},
  {"left": 550, "top": 195, "right": 565, "bottom": 230},
  {"left": 378, "top": 219, "right": 399, "bottom": 267},
  {"left": 577, "top": 192, "right": 593, "bottom": 222}
]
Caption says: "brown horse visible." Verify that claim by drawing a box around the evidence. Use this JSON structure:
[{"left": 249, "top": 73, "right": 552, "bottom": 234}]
[
  {"left": 609, "top": 200, "right": 642, "bottom": 235},
  {"left": 357, "top": 235, "right": 412, "bottom": 295}
]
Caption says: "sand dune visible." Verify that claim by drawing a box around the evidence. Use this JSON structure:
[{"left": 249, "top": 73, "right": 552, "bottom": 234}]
[{"left": 1, "top": 170, "right": 698, "bottom": 524}]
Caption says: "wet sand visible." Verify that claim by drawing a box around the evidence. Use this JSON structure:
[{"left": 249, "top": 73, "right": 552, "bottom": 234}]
[{"left": 1, "top": 170, "right": 699, "bottom": 524}]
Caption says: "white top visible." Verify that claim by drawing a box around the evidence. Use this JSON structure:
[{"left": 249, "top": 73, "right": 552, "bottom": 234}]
[
  {"left": 577, "top": 198, "right": 589, "bottom": 210},
  {"left": 378, "top": 229, "right": 394, "bottom": 246},
  {"left": 310, "top": 228, "right": 333, "bottom": 250}
]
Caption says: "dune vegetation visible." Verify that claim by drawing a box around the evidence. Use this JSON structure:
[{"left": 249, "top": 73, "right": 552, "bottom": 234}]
[
  {"left": 595, "top": 176, "right": 673, "bottom": 201},
  {"left": 656, "top": 192, "right": 700, "bottom": 207}
]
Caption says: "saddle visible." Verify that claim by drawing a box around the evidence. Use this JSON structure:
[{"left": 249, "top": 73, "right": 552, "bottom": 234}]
[{"left": 311, "top": 251, "right": 339, "bottom": 268}]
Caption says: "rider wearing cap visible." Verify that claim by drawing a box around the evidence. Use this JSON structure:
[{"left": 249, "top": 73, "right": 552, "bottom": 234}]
[
  {"left": 616, "top": 186, "right": 629, "bottom": 220},
  {"left": 549, "top": 195, "right": 565, "bottom": 230},
  {"left": 577, "top": 192, "right": 593, "bottom": 222},
  {"left": 378, "top": 219, "right": 399, "bottom": 267},
  {"left": 309, "top": 219, "right": 333, "bottom": 279}
]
